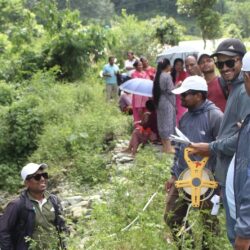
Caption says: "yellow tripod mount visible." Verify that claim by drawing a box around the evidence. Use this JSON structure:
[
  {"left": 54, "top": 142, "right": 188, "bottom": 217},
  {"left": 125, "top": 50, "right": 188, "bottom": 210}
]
[{"left": 175, "top": 147, "right": 218, "bottom": 207}]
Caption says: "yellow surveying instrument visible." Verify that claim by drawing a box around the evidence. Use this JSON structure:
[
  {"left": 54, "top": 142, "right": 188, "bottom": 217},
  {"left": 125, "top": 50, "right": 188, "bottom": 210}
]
[{"left": 175, "top": 147, "right": 218, "bottom": 207}]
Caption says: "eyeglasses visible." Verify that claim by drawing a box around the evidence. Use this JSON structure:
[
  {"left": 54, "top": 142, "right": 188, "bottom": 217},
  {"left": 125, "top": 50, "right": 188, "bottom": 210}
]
[
  {"left": 181, "top": 90, "right": 197, "bottom": 98},
  {"left": 27, "top": 172, "right": 49, "bottom": 181},
  {"left": 215, "top": 58, "right": 238, "bottom": 69}
]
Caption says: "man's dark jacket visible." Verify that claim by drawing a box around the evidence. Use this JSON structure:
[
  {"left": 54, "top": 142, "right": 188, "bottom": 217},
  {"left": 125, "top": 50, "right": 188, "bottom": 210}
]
[
  {"left": 0, "top": 190, "right": 67, "bottom": 250},
  {"left": 234, "top": 114, "right": 250, "bottom": 238}
]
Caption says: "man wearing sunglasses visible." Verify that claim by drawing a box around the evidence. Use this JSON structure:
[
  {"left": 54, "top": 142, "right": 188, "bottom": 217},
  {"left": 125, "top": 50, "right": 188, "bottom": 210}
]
[
  {"left": 0, "top": 163, "right": 68, "bottom": 249},
  {"left": 197, "top": 52, "right": 227, "bottom": 112},
  {"left": 164, "top": 76, "right": 223, "bottom": 248},
  {"left": 190, "top": 38, "right": 250, "bottom": 246},
  {"left": 224, "top": 51, "right": 250, "bottom": 250}
]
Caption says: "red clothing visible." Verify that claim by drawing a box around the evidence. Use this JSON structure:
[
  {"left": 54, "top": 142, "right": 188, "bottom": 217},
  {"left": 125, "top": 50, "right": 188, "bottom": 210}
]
[
  {"left": 129, "top": 110, "right": 158, "bottom": 154},
  {"left": 131, "top": 70, "right": 149, "bottom": 79},
  {"left": 131, "top": 70, "right": 150, "bottom": 126},
  {"left": 175, "top": 70, "right": 188, "bottom": 126},
  {"left": 144, "top": 66, "right": 156, "bottom": 80},
  {"left": 175, "top": 70, "right": 188, "bottom": 83},
  {"left": 207, "top": 77, "right": 227, "bottom": 112}
]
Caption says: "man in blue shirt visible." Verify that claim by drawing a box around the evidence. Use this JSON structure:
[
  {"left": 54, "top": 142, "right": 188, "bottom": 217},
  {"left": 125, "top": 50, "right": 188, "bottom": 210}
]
[{"left": 103, "top": 56, "right": 119, "bottom": 101}]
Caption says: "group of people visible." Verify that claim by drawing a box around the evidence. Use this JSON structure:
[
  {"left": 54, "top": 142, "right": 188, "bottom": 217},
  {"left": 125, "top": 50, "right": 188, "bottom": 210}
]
[
  {"left": 164, "top": 38, "right": 250, "bottom": 250},
  {"left": 104, "top": 38, "right": 250, "bottom": 249},
  {"left": 103, "top": 46, "right": 229, "bottom": 156},
  {"left": 1, "top": 38, "right": 250, "bottom": 249}
]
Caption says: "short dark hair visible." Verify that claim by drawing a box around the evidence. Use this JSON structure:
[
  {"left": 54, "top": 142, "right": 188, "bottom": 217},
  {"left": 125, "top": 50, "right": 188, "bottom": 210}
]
[
  {"left": 188, "top": 90, "right": 207, "bottom": 100},
  {"left": 133, "top": 60, "right": 140, "bottom": 68},
  {"left": 145, "top": 100, "right": 155, "bottom": 111},
  {"left": 109, "top": 56, "right": 115, "bottom": 62}
]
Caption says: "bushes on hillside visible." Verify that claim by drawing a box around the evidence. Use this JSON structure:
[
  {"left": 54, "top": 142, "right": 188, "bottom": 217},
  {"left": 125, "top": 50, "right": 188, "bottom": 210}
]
[{"left": 43, "top": 24, "right": 109, "bottom": 81}]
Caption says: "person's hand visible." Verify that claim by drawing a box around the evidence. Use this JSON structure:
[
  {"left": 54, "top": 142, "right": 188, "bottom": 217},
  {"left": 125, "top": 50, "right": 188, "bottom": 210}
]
[
  {"left": 188, "top": 143, "right": 210, "bottom": 157},
  {"left": 237, "top": 120, "right": 244, "bottom": 129},
  {"left": 235, "top": 236, "right": 250, "bottom": 250},
  {"left": 175, "top": 81, "right": 182, "bottom": 88},
  {"left": 165, "top": 176, "right": 177, "bottom": 193}
]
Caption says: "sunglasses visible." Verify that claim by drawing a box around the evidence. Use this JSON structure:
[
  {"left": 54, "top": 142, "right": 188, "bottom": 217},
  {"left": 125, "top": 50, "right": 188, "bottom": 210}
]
[
  {"left": 181, "top": 90, "right": 198, "bottom": 98},
  {"left": 27, "top": 172, "right": 49, "bottom": 181},
  {"left": 215, "top": 59, "right": 238, "bottom": 69}
]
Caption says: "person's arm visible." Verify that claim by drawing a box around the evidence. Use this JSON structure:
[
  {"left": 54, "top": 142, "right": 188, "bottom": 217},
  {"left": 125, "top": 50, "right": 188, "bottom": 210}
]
[
  {"left": 103, "top": 72, "right": 111, "bottom": 77},
  {"left": 235, "top": 236, "right": 250, "bottom": 250},
  {"left": 165, "top": 175, "right": 177, "bottom": 193},
  {"left": 102, "top": 66, "right": 111, "bottom": 77},
  {"left": 209, "top": 109, "right": 224, "bottom": 140},
  {"left": 141, "top": 112, "right": 150, "bottom": 129},
  {"left": 190, "top": 133, "right": 238, "bottom": 157},
  {"left": 115, "top": 65, "right": 120, "bottom": 75},
  {"left": 210, "top": 133, "right": 238, "bottom": 156},
  {"left": 125, "top": 61, "right": 134, "bottom": 71},
  {"left": 0, "top": 200, "right": 20, "bottom": 249},
  {"left": 189, "top": 142, "right": 211, "bottom": 156}
]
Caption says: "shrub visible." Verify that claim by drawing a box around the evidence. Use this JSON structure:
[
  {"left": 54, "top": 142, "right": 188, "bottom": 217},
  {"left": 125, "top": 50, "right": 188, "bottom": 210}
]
[
  {"left": 2, "top": 95, "right": 44, "bottom": 162},
  {"left": 0, "top": 81, "right": 14, "bottom": 105},
  {"left": 0, "top": 163, "right": 22, "bottom": 192},
  {"left": 43, "top": 23, "right": 109, "bottom": 81}
]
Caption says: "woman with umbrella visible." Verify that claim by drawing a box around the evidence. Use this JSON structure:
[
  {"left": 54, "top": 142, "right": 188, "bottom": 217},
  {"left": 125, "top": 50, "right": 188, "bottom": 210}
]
[
  {"left": 131, "top": 60, "right": 150, "bottom": 126},
  {"left": 153, "top": 58, "right": 176, "bottom": 154}
]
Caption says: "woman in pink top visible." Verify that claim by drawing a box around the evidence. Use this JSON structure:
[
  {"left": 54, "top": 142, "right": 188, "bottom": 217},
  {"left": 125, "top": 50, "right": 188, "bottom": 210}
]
[
  {"left": 131, "top": 60, "right": 150, "bottom": 126},
  {"left": 140, "top": 56, "right": 156, "bottom": 80},
  {"left": 171, "top": 58, "right": 188, "bottom": 126}
]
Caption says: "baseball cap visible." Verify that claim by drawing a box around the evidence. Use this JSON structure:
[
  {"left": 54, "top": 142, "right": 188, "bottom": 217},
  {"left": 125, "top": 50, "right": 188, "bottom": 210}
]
[
  {"left": 210, "top": 38, "right": 246, "bottom": 58},
  {"left": 21, "top": 163, "right": 48, "bottom": 181},
  {"left": 197, "top": 51, "right": 211, "bottom": 64},
  {"left": 172, "top": 75, "right": 208, "bottom": 95},
  {"left": 242, "top": 51, "right": 250, "bottom": 71}
]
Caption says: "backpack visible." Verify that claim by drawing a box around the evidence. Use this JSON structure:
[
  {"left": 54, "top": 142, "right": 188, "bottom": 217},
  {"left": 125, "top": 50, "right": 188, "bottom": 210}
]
[{"left": 218, "top": 77, "right": 229, "bottom": 100}]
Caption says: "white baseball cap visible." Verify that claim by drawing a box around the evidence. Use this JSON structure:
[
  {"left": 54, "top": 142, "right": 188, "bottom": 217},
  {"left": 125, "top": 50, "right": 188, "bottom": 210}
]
[
  {"left": 242, "top": 51, "right": 250, "bottom": 71},
  {"left": 21, "top": 163, "right": 48, "bottom": 181},
  {"left": 172, "top": 75, "right": 208, "bottom": 95}
]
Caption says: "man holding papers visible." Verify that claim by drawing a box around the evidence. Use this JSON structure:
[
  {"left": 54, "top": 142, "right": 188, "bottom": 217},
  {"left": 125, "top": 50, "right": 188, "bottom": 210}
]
[{"left": 164, "top": 76, "right": 223, "bottom": 249}]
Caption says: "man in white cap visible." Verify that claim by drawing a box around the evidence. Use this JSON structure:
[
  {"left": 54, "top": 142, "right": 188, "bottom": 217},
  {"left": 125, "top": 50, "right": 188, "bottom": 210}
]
[
  {"left": 225, "top": 51, "right": 250, "bottom": 250},
  {"left": 0, "top": 163, "right": 67, "bottom": 249},
  {"left": 189, "top": 38, "right": 250, "bottom": 246},
  {"left": 164, "top": 76, "right": 223, "bottom": 249},
  {"left": 198, "top": 51, "right": 227, "bottom": 112}
]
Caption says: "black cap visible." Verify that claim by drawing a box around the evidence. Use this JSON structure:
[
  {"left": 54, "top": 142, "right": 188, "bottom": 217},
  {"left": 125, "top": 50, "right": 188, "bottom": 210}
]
[{"left": 210, "top": 38, "right": 246, "bottom": 58}]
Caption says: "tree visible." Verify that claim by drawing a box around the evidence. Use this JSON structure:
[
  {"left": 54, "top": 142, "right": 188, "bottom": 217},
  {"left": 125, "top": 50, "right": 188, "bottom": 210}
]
[
  {"left": 224, "top": 23, "right": 242, "bottom": 39},
  {"left": 152, "top": 16, "right": 184, "bottom": 46},
  {"left": 109, "top": 10, "right": 157, "bottom": 64},
  {"left": 112, "top": 0, "right": 178, "bottom": 19},
  {"left": 177, "top": 0, "right": 221, "bottom": 48},
  {"left": 56, "top": 0, "right": 115, "bottom": 23},
  {"left": 0, "top": 0, "right": 40, "bottom": 48},
  {"left": 224, "top": 2, "right": 250, "bottom": 38}
]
